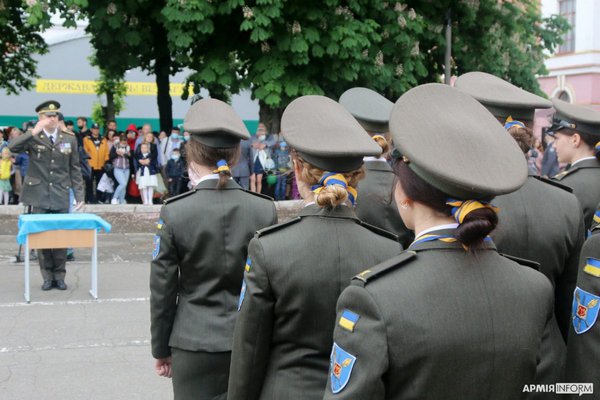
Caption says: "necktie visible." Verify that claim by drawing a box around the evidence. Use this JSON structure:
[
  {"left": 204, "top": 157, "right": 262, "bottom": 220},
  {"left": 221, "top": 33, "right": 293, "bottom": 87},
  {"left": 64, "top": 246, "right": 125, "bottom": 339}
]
[{"left": 50, "top": 135, "right": 55, "bottom": 145}]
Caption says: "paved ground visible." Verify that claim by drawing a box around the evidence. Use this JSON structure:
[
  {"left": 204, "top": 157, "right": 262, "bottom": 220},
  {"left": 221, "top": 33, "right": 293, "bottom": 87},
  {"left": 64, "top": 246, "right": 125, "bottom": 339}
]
[{"left": 0, "top": 232, "right": 173, "bottom": 400}]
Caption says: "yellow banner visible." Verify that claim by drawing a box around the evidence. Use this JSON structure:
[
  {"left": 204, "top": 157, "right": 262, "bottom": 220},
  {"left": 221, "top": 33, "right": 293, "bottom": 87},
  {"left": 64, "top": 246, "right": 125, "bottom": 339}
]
[{"left": 36, "top": 79, "right": 188, "bottom": 97}]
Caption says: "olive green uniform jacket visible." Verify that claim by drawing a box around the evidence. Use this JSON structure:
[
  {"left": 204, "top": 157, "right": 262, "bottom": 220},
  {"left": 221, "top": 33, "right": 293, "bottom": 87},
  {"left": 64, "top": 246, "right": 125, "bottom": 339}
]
[
  {"left": 553, "top": 158, "right": 600, "bottom": 232},
  {"left": 150, "top": 179, "right": 277, "bottom": 359},
  {"left": 324, "top": 229, "right": 554, "bottom": 400},
  {"left": 228, "top": 205, "right": 401, "bottom": 400},
  {"left": 493, "top": 175, "right": 585, "bottom": 340},
  {"left": 8, "top": 129, "right": 85, "bottom": 210},
  {"left": 565, "top": 219, "right": 600, "bottom": 391},
  {"left": 356, "top": 160, "right": 413, "bottom": 248}
]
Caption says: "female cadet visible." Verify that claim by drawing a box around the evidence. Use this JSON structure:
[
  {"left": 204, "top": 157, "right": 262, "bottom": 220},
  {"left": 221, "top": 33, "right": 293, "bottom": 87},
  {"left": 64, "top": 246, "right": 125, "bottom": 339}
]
[
  {"left": 339, "top": 87, "right": 413, "bottom": 248},
  {"left": 227, "top": 96, "right": 402, "bottom": 400},
  {"left": 150, "top": 99, "right": 277, "bottom": 400},
  {"left": 566, "top": 203, "right": 600, "bottom": 390},
  {"left": 550, "top": 98, "right": 600, "bottom": 232},
  {"left": 324, "top": 84, "right": 555, "bottom": 400},
  {"left": 455, "top": 71, "right": 586, "bottom": 345}
]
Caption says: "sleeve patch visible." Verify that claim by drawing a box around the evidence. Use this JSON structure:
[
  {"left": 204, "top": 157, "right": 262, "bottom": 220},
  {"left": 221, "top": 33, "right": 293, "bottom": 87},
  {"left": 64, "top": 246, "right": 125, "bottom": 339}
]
[
  {"left": 157, "top": 219, "right": 164, "bottom": 230},
  {"left": 152, "top": 235, "right": 160, "bottom": 260},
  {"left": 339, "top": 309, "right": 360, "bottom": 332},
  {"left": 237, "top": 279, "right": 247, "bottom": 311},
  {"left": 330, "top": 342, "right": 357, "bottom": 394},
  {"left": 584, "top": 258, "right": 600, "bottom": 278},
  {"left": 572, "top": 287, "right": 600, "bottom": 334}
]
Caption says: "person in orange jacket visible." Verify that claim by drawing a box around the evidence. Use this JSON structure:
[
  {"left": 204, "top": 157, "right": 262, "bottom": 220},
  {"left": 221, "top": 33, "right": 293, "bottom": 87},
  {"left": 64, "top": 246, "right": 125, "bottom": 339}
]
[{"left": 83, "top": 123, "right": 109, "bottom": 203}]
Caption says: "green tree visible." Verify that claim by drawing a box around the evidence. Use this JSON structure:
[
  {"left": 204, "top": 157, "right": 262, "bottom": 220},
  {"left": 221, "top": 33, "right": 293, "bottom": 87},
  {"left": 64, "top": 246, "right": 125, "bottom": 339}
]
[
  {"left": 91, "top": 62, "right": 127, "bottom": 127},
  {"left": 0, "top": 0, "right": 49, "bottom": 94},
  {"left": 409, "top": 0, "right": 569, "bottom": 94},
  {"left": 29, "top": 0, "right": 182, "bottom": 131}
]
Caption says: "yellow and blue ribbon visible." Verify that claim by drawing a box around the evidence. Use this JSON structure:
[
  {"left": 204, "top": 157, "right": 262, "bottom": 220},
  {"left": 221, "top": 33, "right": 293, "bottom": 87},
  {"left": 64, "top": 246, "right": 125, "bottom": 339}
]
[
  {"left": 213, "top": 159, "right": 230, "bottom": 174},
  {"left": 504, "top": 116, "right": 526, "bottom": 130},
  {"left": 311, "top": 172, "right": 358, "bottom": 206},
  {"left": 593, "top": 210, "right": 600, "bottom": 224},
  {"left": 446, "top": 199, "right": 499, "bottom": 224},
  {"left": 409, "top": 232, "right": 492, "bottom": 251}
]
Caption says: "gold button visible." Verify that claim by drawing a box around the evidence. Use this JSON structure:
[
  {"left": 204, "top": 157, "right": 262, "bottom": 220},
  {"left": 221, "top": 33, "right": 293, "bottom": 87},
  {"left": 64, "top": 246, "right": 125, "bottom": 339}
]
[
  {"left": 49, "top": 183, "right": 53, "bottom": 186},
  {"left": 51, "top": 160, "right": 54, "bottom": 163},
  {"left": 50, "top": 171, "right": 53, "bottom": 175},
  {"left": 29, "top": 182, "right": 32, "bottom": 185}
]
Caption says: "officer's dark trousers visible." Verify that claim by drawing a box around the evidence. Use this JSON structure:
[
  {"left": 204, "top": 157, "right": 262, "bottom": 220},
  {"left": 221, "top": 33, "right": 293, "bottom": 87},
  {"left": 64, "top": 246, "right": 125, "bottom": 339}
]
[
  {"left": 171, "top": 348, "right": 231, "bottom": 400},
  {"left": 31, "top": 207, "right": 68, "bottom": 282}
]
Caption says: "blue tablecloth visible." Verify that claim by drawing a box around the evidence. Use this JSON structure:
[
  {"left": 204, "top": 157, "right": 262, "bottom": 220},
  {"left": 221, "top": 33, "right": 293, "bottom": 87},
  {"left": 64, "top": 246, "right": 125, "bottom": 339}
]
[{"left": 17, "top": 213, "right": 112, "bottom": 244}]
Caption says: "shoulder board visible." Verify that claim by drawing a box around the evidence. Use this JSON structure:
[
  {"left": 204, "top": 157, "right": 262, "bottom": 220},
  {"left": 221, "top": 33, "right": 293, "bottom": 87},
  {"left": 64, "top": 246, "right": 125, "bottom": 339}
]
[
  {"left": 60, "top": 129, "right": 75, "bottom": 136},
  {"left": 352, "top": 251, "right": 416, "bottom": 286},
  {"left": 256, "top": 217, "right": 301, "bottom": 237},
  {"left": 532, "top": 175, "right": 573, "bottom": 193},
  {"left": 242, "top": 189, "right": 274, "bottom": 201},
  {"left": 552, "top": 169, "right": 574, "bottom": 181},
  {"left": 164, "top": 189, "right": 197, "bottom": 205},
  {"left": 358, "top": 220, "right": 399, "bottom": 242},
  {"left": 499, "top": 253, "right": 540, "bottom": 271}
]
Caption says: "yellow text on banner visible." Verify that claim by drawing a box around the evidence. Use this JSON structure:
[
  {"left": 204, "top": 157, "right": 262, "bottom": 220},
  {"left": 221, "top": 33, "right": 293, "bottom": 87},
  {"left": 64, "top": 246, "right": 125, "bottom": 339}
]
[{"left": 36, "top": 79, "right": 188, "bottom": 97}]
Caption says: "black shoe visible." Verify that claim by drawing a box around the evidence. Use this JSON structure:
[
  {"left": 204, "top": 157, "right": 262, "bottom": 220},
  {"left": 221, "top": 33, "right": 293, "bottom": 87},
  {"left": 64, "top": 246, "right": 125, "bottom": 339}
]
[
  {"left": 55, "top": 280, "right": 67, "bottom": 290},
  {"left": 42, "top": 280, "right": 53, "bottom": 291},
  {"left": 66, "top": 253, "right": 75, "bottom": 262}
]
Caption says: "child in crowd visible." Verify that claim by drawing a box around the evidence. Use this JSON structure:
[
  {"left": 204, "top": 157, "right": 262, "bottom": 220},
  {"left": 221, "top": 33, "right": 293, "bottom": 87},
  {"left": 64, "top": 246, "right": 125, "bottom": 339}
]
[
  {"left": 273, "top": 141, "right": 291, "bottom": 200},
  {"left": 0, "top": 147, "right": 14, "bottom": 205},
  {"left": 166, "top": 148, "right": 184, "bottom": 196},
  {"left": 135, "top": 142, "right": 159, "bottom": 205},
  {"left": 110, "top": 134, "right": 131, "bottom": 204}
]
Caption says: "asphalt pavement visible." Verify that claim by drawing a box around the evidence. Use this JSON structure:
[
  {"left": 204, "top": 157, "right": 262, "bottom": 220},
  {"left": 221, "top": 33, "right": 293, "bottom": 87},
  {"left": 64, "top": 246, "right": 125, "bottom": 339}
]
[{"left": 0, "top": 232, "right": 173, "bottom": 400}]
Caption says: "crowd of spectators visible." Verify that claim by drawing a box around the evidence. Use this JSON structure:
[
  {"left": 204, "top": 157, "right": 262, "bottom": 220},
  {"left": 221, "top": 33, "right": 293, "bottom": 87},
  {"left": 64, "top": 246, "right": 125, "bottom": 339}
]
[{"left": 0, "top": 118, "right": 300, "bottom": 205}]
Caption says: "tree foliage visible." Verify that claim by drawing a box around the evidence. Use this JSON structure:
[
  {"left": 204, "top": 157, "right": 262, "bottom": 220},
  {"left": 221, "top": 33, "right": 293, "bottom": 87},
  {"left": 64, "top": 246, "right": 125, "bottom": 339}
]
[
  {"left": 18, "top": 0, "right": 568, "bottom": 130},
  {"left": 0, "top": 0, "right": 48, "bottom": 94}
]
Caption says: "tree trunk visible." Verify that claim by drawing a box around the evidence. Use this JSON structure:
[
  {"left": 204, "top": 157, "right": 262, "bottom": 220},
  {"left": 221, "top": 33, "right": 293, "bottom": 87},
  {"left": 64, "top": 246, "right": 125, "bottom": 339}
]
[
  {"left": 154, "top": 26, "right": 173, "bottom": 132},
  {"left": 258, "top": 100, "right": 283, "bottom": 135},
  {"left": 106, "top": 90, "right": 115, "bottom": 123}
]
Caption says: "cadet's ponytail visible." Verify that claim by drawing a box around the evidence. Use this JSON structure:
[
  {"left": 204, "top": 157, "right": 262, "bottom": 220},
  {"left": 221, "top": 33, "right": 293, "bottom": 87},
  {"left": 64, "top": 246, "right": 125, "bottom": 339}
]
[
  {"left": 293, "top": 151, "right": 365, "bottom": 208},
  {"left": 372, "top": 134, "right": 390, "bottom": 156},
  {"left": 185, "top": 138, "right": 240, "bottom": 189},
  {"left": 393, "top": 159, "right": 497, "bottom": 248}
]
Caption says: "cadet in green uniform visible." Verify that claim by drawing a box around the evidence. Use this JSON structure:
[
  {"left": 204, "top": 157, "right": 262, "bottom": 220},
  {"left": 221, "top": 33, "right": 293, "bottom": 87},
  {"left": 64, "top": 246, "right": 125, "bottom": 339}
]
[
  {"left": 9, "top": 101, "right": 85, "bottom": 291},
  {"left": 456, "top": 71, "right": 586, "bottom": 346},
  {"left": 324, "top": 84, "right": 554, "bottom": 400},
  {"left": 566, "top": 205, "right": 600, "bottom": 390},
  {"left": 228, "top": 96, "right": 402, "bottom": 400},
  {"left": 339, "top": 87, "right": 413, "bottom": 248},
  {"left": 150, "top": 99, "right": 277, "bottom": 400},
  {"left": 550, "top": 98, "right": 600, "bottom": 232}
]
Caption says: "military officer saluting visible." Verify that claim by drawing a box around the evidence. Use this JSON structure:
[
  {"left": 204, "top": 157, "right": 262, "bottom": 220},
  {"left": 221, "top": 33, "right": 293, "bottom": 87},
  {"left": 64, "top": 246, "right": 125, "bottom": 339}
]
[
  {"left": 549, "top": 98, "right": 600, "bottom": 232},
  {"left": 150, "top": 99, "right": 277, "bottom": 400},
  {"left": 324, "top": 84, "right": 554, "bottom": 400},
  {"left": 9, "top": 101, "right": 85, "bottom": 291},
  {"left": 456, "top": 71, "right": 585, "bottom": 343},
  {"left": 228, "top": 96, "right": 401, "bottom": 400},
  {"left": 566, "top": 203, "right": 600, "bottom": 390},
  {"left": 339, "top": 87, "right": 414, "bottom": 248}
]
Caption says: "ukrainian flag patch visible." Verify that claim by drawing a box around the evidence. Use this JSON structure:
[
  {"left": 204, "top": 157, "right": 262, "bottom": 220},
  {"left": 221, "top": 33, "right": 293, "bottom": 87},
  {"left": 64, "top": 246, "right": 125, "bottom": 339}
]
[
  {"left": 584, "top": 258, "right": 600, "bottom": 278},
  {"left": 593, "top": 210, "right": 600, "bottom": 224},
  {"left": 157, "top": 219, "right": 164, "bottom": 230},
  {"left": 245, "top": 258, "right": 252, "bottom": 272},
  {"left": 339, "top": 309, "right": 360, "bottom": 332}
]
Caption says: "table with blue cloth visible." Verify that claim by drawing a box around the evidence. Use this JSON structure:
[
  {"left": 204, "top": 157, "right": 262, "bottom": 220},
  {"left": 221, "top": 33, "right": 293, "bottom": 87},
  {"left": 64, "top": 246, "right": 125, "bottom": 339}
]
[{"left": 17, "top": 213, "right": 112, "bottom": 303}]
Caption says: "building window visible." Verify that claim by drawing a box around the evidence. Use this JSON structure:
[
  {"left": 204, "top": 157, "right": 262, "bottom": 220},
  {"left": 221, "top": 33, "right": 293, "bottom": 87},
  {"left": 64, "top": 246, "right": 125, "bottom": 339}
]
[{"left": 559, "top": 0, "right": 576, "bottom": 53}]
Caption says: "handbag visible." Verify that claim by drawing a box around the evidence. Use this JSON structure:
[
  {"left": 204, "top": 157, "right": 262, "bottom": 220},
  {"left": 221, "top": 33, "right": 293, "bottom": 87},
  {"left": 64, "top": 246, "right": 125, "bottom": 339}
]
[
  {"left": 97, "top": 173, "right": 114, "bottom": 193},
  {"left": 127, "top": 177, "right": 140, "bottom": 197},
  {"left": 156, "top": 173, "right": 167, "bottom": 195}
]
